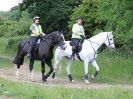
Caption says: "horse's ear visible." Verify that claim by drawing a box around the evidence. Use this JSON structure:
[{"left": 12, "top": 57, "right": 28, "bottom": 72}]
[
  {"left": 110, "top": 31, "right": 113, "bottom": 34},
  {"left": 109, "top": 31, "right": 113, "bottom": 36},
  {"left": 59, "top": 31, "right": 63, "bottom": 35}
]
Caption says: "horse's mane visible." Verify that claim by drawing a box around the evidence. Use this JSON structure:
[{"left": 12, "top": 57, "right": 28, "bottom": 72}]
[
  {"left": 88, "top": 32, "right": 109, "bottom": 41},
  {"left": 46, "top": 31, "right": 59, "bottom": 38}
]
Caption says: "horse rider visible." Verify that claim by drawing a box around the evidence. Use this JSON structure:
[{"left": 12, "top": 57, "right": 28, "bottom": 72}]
[
  {"left": 27, "top": 16, "right": 45, "bottom": 57},
  {"left": 71, "top": 16, "right": 85, "bottom": 59}
]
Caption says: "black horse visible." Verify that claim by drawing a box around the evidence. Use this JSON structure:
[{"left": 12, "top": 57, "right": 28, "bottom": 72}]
[{"left": 13, "top": 31, "right": 66, "bottom": 82}]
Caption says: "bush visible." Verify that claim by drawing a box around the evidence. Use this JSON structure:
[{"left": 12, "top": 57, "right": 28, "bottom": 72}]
[{"left": 0, "top": 36, "right": 28, "bottom": 54}]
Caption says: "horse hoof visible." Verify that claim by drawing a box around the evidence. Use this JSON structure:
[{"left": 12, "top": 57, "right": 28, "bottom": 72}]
[
  {"left": 68, "top": 74, "right": 73, "bottom": 82},
  {"left": 42, "top": 79, "right": 47, "bottom": 82},
  {"left": 70, "top": 80, "right": 74, "bottom": 83},
  {"left": 52, "top": 72, "right": 55, "bottom": 79},
  {"left": 85, "top": 80, "right": 90, "bottom": 84},
  {"left": 42, "top": 76, "right": 47, "bottom": 82},
  {"left": 91, "top": 75, "right": 95, "bottom": 80}
]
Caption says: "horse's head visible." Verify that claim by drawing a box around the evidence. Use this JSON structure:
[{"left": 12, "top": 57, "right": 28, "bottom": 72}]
[
  {"left": 52, "top": 31, "right": 66, "bottom": 50},
  {"left": 104, "top": 31, "right": 115, "bottom": 49}
]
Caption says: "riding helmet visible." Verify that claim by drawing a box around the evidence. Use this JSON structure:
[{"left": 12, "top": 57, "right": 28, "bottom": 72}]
[
  {"left": 33, "top": 16, "right": 40, "bottom": 21},
  {"left": 76, "top": 16, "right": 83, "bottom": 20}
]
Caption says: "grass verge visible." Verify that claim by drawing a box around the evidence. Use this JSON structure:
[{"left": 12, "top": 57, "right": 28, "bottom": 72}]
[{"left": 0, "top": 79, "right": 133, "bottom": 99}]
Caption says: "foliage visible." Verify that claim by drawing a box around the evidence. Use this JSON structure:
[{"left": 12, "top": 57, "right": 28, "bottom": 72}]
[
  {"left": 19, "top": 0, "right": 82, "bottom": 34},
  {"left": 0, "top": 10, "right": 31, "bottom": 37},
  {"left": 0, "top": 36, "right": 28, "bottom": 54},
  {"left": 0, "top": 0, "right": 133, "bottom": 53},
  {"left": 69, "top": 0, "right": 104, "bottom": 37},
  {"left": 97, "top": 0, "right": 133, "bottom": 48},
  {"left": 69, "top": 0, "right": 133, "bottom": 48},
  {"left": 0, "top": 58, "right": 13, "bottom": 69},
  {"left": 0, "top": 7, "right": 31, "bottom": 53}
]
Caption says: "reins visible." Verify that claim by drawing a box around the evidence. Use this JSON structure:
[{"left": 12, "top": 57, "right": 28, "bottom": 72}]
[
  {"left": 87, "top": 32, "right": 114, "bottom": 59},
  {"left": 41, "top": 37, "right": 55, "bottom": 46}
]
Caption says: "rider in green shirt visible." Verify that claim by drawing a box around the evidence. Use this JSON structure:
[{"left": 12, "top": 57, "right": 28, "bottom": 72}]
[{"left": 71, "top": 16, "right": 85, "bottom": 59}]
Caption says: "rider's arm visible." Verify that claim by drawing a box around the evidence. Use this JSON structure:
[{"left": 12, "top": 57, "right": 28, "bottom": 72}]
[
  {"left": 40, "top": 32, "right": 45, "bottom": 36},
  {"left": 40, "top": 25, "right": 45, "bottom": 36},
  {"left": 31, "top": 29, "right": 40, "bottom": 36}
]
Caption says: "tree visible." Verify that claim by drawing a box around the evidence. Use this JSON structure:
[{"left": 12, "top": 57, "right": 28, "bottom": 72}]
[
  {"left": 69, "top": 0, "right": 133, "bottom": 48},
  {"left": 0, "top": 7, "right": 31, "bottom": 37},
  {"left": 68, "top": 0, "right": 105, "bottom": 37},
  {"left": 19, "top": 0, "right": 82, "bottom": 35},
  {"left": 97, "top": 0, "right": 133, "bottom": 48}
]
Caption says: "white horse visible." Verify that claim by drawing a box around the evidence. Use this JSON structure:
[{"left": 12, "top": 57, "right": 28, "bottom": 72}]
[{"left": 52, "top": 32, "right": 115, "bottom": 84}]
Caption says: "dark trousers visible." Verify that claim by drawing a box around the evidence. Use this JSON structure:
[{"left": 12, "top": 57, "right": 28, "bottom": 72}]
[
  {"left": 71, "top": 38, "right": 81, "bottom": 56},
  {"left": 28, "top": 36, "right": 38, "bottom": 54}
]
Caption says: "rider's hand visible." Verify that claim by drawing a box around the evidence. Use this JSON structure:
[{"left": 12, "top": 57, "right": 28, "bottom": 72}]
[
  {"left": 80, "top": 35, "right": 85, "bottom": 39},
  {"left": 42, "top": 33, "right": 46, "bottom": 36}
]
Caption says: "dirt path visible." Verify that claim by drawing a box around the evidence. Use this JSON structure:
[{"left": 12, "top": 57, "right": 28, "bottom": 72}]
[
  {"left": 0, "top": 55, "right": 133, "bottom": 89},
  {"left": 0, "top": 96, "right": 12, "bottom": 99}
]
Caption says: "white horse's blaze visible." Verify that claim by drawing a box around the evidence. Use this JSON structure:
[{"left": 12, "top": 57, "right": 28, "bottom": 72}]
[{"left": 53, "top": 32, "right": 115, "bottom": 83}]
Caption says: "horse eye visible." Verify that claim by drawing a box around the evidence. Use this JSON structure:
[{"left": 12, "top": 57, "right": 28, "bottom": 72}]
[
  {"left": 58, "top": 37, "right": 61, "bottom": 40},
  {"left": 110, "top": 38, "right": 112, "bottom": 40}
]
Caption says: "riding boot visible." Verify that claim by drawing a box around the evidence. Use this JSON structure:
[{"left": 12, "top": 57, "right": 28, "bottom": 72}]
[
  {"left": 71, "top": 46, "right": 76, "bottom": 60},
  {"left": 27, "top": 36, "right": 38, "bottom": 58},
  {"left": 71, "top": 52, "right": 75, "bottom": 60}
]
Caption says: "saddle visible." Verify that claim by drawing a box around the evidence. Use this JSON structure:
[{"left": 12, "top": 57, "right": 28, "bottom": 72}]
[
  {"left": 34, "top": 39, "right": 41, "bottom": 52},
  {"left": 70, "top": 40, "right": 84, "bottom": 61},
  {"left": 70, "top": 40, "right": 83, "bottom": 53}
]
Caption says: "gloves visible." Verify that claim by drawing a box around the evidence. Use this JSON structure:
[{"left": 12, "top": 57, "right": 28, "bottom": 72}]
[{"left": 80, "top": 35, "right": 85, "bottom": 39}]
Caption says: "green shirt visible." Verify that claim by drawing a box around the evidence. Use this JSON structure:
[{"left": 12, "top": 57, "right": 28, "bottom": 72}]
[{"left": 72, "top": 23, "right": 85, "bottom": 39}]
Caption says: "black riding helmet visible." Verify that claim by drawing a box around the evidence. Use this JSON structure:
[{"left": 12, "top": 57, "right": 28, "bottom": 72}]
[{"left": 76, "top": 16, "right": 83, "bottom": 20}]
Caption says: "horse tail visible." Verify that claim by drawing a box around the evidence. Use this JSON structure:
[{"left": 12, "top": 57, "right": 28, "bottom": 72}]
[{"left": 13, "top": 39, "right": 29, "bottom": 65}]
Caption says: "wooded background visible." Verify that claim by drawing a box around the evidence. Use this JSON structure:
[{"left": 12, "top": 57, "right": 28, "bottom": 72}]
[{"left": 0, "top": 0, "right": 132, "bottom": 53}]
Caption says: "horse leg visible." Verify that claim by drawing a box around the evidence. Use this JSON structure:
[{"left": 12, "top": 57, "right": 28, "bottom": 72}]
[
  {"left": 91, "top": 60, "right": 100, "bottom": 80},
  {"left": 14, "top": 53, "right": 25, "bottom": 79},
  {"left": 46, "top": 61, "right": 54, "bottom": 79},
  {"left": 16, "top": 64, "right": 21, "bottom": 79},
  {"left": 84, "top": 60, "right": 90, "bottom": 84},
  {"left": 66, "top": 59, "right": 73, "bottom": 82},
  {"left": 41, "top": 59, "right": 47, "bottom": 82},
  {"left": 29, "top": 59, "right": 34, "bottom": 81},
  {"left": 52, "top": 57, "right": 62, "bottom": 79}
]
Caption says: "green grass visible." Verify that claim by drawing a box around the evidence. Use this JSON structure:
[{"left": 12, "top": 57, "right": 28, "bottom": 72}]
[
  {"left": 0, "top": 79, "right": 133, "bottom": 99},
  {"left": 0, "top": 58, "right": 13, "bottom": 69}
]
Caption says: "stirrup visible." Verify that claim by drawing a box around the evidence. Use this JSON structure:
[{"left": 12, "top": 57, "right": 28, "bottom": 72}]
[
  {"left": 27, "top": 53, "right": 31, "bottom": 58},
  {"left": 71, "top": 55, "right": 75, "bottom": 60}
]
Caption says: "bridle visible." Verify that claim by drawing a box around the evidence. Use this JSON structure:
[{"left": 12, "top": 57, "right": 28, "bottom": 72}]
[
  {"left": 41, "top": 35, "right": 66, "bottom": 49},
  {"left": 87, "top": 32, "right": 114, "bottom": 59},
  {"left": 107, "top": 33, "right": 114, "bottom": 47}
]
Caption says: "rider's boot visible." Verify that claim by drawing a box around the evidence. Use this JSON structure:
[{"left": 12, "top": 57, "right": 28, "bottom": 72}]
[
  {"left": 71, "top": 46, "right": 76, "bottom": 60},
  {"left": 71, "top": 51, "right": 75, "bottom": 60}
]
